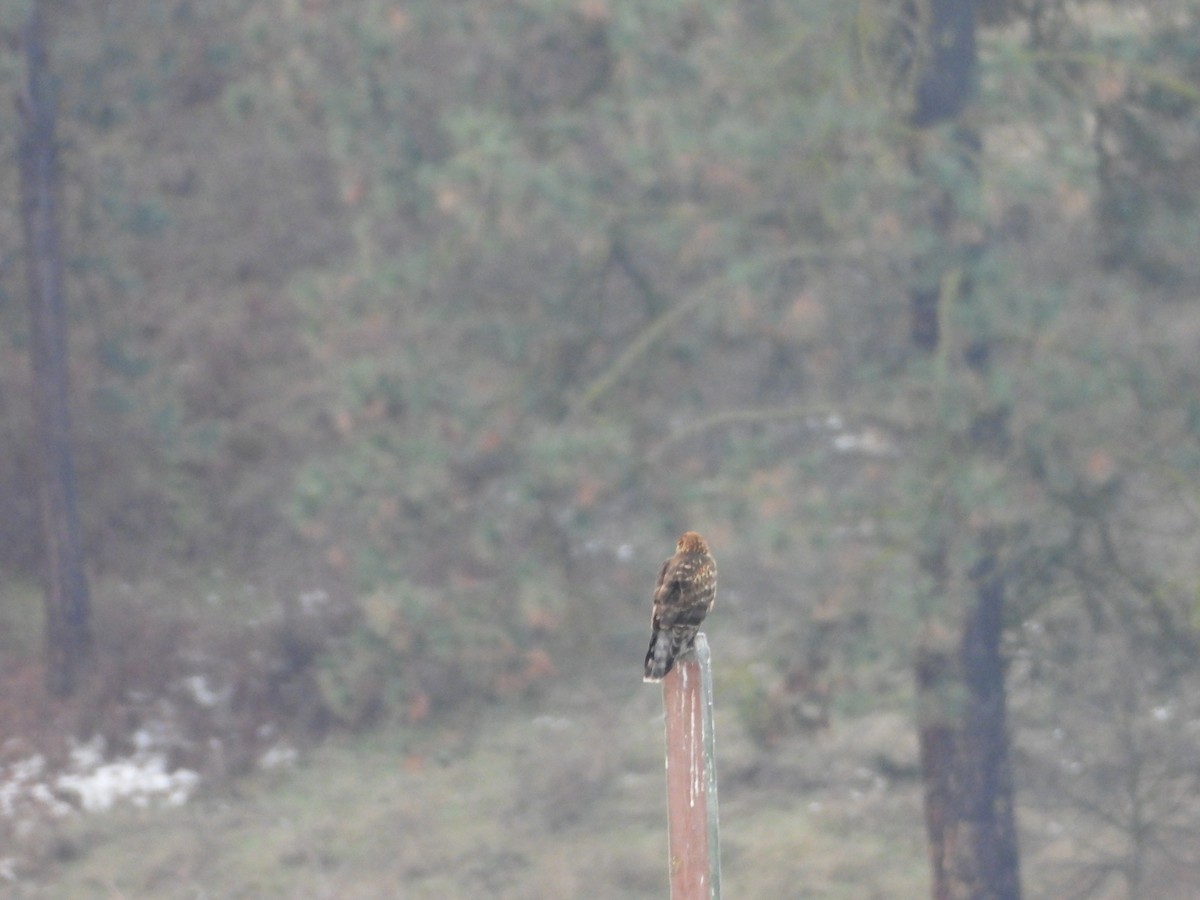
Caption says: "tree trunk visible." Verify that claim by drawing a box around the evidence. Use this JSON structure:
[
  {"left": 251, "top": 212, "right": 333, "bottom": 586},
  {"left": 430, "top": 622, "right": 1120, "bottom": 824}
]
[
  {"left": 905, "top": 4, "right": 1022, "bottom": 895},
  {"left": 917, "top": 551, "right": 1022, "bottom": 900},
  {"left": 910, "top": 0, "right": 978, "bottom": 128},
  {"left": 957, "top": 551, "right": 1021, "bottom": 900},
  {"left": 20, "top": 2, "right": 93, "bottom": 697},
  {"left": 907, "top": 0, "right": 979, "bottom": 353},
  {"left": 917, "top": 633, "right": 960, "bottom": 900}
]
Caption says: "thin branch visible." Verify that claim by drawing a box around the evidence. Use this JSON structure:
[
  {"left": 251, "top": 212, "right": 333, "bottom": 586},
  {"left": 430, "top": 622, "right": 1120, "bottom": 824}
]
[{"left": 570, "top": 292, "right": 704, "bottom": 416}]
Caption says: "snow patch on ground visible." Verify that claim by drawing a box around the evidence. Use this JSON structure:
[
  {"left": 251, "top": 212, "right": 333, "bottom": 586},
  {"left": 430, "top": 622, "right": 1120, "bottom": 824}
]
[
  {"left": 0, "top": 734, "right": 200, "bottom": 819},
  {"left": 53, "top": 736, "right": 200, "bottom": 812}
]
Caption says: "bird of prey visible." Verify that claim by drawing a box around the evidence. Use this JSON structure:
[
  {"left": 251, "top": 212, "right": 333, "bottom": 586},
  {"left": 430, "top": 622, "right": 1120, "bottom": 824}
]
[{"left": 643, "top": 531, "right": 717, "bottom": 683}]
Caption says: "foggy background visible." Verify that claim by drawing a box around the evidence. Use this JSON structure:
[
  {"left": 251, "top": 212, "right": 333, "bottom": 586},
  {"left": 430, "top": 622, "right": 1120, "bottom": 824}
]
[{"left": 2, "top": 0, "right": 1200, "bottom": 897}]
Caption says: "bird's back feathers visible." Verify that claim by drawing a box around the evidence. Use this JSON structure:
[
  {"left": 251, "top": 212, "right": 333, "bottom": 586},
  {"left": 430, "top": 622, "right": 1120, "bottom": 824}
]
[{"left": 642, "top": 532, "right": 717, "bottom": 682}]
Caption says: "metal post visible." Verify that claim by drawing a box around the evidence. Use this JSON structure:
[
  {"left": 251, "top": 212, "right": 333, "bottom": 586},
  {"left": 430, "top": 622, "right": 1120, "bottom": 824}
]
[{"left": 661, "top": 633, "right": 721, "bottom": 899}]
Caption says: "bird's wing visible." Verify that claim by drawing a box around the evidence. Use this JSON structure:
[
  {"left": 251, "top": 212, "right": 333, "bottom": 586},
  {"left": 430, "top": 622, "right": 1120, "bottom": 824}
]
[{"left": 653, "top": 558, "right": 683, "bottom": 607}]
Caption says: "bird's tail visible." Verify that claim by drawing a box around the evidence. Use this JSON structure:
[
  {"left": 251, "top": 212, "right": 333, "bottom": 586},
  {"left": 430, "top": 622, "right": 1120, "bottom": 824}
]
[{"left": 643, "top": 629, "right": 675, "bottom": 682}]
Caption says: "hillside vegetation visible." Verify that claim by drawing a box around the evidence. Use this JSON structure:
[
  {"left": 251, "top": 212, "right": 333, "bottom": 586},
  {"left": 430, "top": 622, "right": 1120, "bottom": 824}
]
[{"left": 2, "top": 0, "right": 1200, "bottom": 896}]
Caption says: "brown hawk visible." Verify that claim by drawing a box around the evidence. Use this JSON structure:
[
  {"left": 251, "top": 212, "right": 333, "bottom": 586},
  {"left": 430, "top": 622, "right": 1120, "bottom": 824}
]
[{"left": 643, "top": 531, "right": 717, "bottom": 682}]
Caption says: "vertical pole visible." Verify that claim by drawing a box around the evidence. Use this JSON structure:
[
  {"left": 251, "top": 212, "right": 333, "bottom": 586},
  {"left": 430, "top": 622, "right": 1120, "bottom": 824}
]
[
  {"left": 697, "top": 635, "right": 722, "bottom": 897},
  {"left": 662, "top": 633, "right": 721, "bottom": 899},
  {"left": 20, "top": 0, "right": 93, "bottom": 696}
]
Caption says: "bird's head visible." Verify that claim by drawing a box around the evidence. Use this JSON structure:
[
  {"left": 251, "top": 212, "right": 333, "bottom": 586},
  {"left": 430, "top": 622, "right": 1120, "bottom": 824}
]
[{"left": 677, "top": 531, "right": 709, "bottom": 554}]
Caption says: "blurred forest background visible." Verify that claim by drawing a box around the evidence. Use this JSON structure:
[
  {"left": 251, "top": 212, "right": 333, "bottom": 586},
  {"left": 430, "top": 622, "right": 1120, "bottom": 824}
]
[{"left": 3, "top": 0, "right": 1200, "bottom": 896}]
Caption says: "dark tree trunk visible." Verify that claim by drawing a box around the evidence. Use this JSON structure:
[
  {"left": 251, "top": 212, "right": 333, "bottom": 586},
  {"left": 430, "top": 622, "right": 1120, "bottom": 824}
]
[
  {"left": 958, "top": 552, "right": 1021, "bottom": 900},
  {"left": 917, "top": 637, "right": 960, "bottom": 900},
  {"left": 20, "top": 2, "right": 93, "bottom": 697},
  {"left": 905, "top": 2, "right": 1022, "bottom": 897},
  {"left": 907, "top": 0, "right": 979, "bottom": 352},
  {"left": 917, "top": 550, "right": 1022, "bottom": 900},
  {"left": 910, "top": 0, "right": 978, "bottom": 128}
]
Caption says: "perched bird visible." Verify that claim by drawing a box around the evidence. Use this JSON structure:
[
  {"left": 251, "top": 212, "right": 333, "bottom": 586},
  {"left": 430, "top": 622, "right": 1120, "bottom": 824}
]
[{"left": 643, "top": 531, "right": 717, "bottom": 683}]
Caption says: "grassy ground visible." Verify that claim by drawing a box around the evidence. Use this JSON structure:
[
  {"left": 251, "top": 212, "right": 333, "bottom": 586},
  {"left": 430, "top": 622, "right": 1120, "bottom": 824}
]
[
  {"left": 11, "top": 679, "right": 931, "bottom": 899},
  {"left": 9, "top": 615, "right": 1196, "bottom": 898}
]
